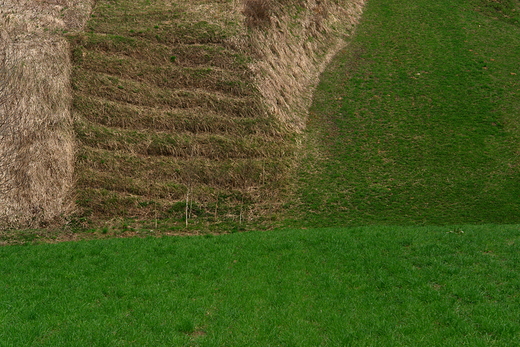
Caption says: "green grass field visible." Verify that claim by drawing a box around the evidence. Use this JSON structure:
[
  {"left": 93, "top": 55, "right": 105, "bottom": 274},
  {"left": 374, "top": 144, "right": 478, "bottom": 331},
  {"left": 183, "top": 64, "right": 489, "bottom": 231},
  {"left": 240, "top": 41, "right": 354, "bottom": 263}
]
[
  {"left": 1, "top": 0, "right": 520, "bottom": 345},
  {"left": 2, "top": 225, "right": 520, "bottom": 346}
]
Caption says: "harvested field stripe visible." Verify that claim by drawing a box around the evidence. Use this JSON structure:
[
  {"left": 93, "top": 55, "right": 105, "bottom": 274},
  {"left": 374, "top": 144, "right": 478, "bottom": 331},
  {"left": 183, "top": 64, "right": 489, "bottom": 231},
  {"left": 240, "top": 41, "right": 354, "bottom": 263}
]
[
  {"left": 74, "top": 50, "right": 255, "bottom": 97},
  {"left": 72, "top": 69, "right": 263, "bottom": 116},
  {"left": 73, "top": 94, "right": 278, "bottom": 135}
]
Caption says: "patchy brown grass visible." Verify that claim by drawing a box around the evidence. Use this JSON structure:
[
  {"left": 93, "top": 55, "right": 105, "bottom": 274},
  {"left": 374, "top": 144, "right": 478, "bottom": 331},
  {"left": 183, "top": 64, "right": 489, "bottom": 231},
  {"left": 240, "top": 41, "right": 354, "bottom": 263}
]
[
  {"left": 246, "top": 0, "right": 366, "bottom": 131},
  {"left": 67, "top": 0, "right": 296, "bottom": 229},
  {"left": 0, "top": 0, "right": 365, "bottom": 234}
]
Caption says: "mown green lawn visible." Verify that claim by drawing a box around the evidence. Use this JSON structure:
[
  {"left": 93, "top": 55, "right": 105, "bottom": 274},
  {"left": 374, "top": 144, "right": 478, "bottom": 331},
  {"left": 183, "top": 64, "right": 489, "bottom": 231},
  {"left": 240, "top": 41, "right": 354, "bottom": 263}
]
[
  {"left": 290, "top": 0, "right": 520, "bottom": 227},
  {"left": 1, "top": 225, "right": 520, "bottom": 346}
]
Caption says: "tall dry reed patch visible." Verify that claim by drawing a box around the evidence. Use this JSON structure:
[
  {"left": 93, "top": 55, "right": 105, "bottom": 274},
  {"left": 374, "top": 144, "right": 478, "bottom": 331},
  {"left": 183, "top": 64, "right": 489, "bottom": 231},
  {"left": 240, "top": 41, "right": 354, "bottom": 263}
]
[
  {"left": 243, "top": 0, "right": 366, "bottom": 132},
  {"left": 0, "top": 0, "right": 94, "bottom": 229},
  {"left": 243, "top": 0, "right": 272, "bottom": 28},
  {"left": 0, "top": 36, "right": 22, "bottom": 196}
]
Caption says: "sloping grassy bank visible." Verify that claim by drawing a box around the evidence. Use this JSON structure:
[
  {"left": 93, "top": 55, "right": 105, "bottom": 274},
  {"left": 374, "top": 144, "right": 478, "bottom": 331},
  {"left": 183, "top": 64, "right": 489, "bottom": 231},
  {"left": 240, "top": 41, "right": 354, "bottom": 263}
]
[
  {"left": 65, "top": 0, "right": 364, "bottom": 233},
  {"left": 68, "top": 0, "right": 289, "bottom": 229},
  {"left": 290, "top": 0, "right": 520, "bottom": 227},
  {"left": 1, "top": 225, "right": 520, "bottom": 345}
]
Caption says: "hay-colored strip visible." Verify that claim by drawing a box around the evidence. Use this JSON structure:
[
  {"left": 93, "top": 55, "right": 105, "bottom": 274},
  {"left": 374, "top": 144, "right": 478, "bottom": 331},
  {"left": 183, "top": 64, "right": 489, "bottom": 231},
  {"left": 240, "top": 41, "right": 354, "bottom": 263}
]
[
  {"left": 72, "top": 69, "right": 263, "bottom": 117},
  {"left": 75, "top": 120, "right": 293, "bottom": 159},
  {"left": 77, "top": 147, "right": 290, "bottom": 193},
  {"left": 69, "top": 34, "right": 249, "bottom": 70},
  {"left": 0, "top": 0, "right": 95, "bottom": 229},
  {"left": 73, "top": 95, "right": 279, "bottom": 135}
]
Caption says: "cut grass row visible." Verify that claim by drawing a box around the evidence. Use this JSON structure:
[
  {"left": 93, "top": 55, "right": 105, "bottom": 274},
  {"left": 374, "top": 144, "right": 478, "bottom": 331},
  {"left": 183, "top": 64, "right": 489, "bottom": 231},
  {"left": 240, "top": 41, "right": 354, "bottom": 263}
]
[
  {"left": 68, "top": 0, "right": 293, "bottom": 228},
  {"left": 289, "top": 0, "right": 520, "bottom": 227},
  {"left": 2, "top": 225, "right": 520, "bottom": 345}
]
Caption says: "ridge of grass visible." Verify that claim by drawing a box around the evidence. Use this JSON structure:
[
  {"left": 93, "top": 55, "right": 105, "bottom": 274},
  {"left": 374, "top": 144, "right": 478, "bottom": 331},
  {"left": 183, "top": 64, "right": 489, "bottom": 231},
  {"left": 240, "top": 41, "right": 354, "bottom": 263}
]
[{"left": 288, "top": 0, "right": 520, "bottom": 227}]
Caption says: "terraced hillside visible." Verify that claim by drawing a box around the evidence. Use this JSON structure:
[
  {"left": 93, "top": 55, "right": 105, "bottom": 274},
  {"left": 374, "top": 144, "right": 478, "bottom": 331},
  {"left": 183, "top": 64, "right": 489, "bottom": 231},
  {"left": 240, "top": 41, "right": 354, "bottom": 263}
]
[
  {"left": 68, "top": 0, "right": 293, "bottom": 228},
  {"left": 65, "top": 0, "right": 365, "bottom": 231}
]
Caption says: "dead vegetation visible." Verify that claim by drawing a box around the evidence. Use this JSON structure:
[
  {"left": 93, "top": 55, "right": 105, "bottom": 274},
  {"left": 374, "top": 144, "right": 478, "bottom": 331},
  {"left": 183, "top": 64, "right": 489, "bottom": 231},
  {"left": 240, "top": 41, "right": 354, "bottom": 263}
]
[
  {"left": 245, "top": 0, "right": 366, "bottom": 131},
  {"left": 0, "top": 0, "right": 365, "bottom": 232},
  {"left": 0, "top": 44, "right": 20, "bottom": 195},
  {"left": 0, "top": 0, "right": 95, "bottom": 229}
]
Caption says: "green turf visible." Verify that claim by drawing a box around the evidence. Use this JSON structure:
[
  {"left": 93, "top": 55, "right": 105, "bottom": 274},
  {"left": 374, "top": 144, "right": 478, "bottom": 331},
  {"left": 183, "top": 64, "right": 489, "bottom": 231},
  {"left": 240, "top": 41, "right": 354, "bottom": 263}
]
[
  {"left": 289, "top": 0, "right": 520, "bottom": 227},
  {"left": 1, "top": 225, "right": 520, "bottom": 346}
]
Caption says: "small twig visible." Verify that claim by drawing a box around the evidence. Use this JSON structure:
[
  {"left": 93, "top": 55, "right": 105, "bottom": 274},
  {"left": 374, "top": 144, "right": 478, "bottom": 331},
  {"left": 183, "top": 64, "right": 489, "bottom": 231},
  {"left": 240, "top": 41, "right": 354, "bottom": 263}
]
[
  {"left": 185, "top": 188, "right": 190, "bottom": 227},
  {"left": 189, "top": 196, "right": 193, "bottom": 219}
]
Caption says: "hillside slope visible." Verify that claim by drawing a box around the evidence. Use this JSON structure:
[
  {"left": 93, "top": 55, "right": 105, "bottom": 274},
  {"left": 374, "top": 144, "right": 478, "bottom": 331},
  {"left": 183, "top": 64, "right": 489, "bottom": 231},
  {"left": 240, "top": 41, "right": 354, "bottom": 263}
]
[
  {"left": 290, "top": 0, "right": 520, "bottom": 227},
  {"left": 68, "top": 0, "right": 365, "bottom": 230},
  {"left": 70, "top": 0, "right": 286, "bottom": 228}
]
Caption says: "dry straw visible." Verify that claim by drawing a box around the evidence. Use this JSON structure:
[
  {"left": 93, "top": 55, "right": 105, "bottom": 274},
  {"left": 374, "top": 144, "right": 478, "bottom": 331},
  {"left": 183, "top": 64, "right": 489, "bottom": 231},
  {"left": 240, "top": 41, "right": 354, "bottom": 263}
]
[
  {"left": 0, "top": 0, "right": 94, "bottom": 229},
  {"left": 243, "top": 0, "right": 366, "bottom": 132}
]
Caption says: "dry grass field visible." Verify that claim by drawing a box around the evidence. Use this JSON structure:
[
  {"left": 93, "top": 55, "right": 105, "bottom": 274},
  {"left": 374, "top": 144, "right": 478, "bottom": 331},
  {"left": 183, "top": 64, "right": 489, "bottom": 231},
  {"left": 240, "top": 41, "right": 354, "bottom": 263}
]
[{"left": 0, "top": 0, "right": 94, "bottom": 229}]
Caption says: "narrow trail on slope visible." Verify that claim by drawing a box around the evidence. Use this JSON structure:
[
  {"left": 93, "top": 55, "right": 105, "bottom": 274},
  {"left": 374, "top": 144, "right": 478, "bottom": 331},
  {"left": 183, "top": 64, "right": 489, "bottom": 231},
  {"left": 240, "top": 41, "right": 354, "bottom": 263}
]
[{"left": 290, "top": 0, "right": 520, "bottom": 227}]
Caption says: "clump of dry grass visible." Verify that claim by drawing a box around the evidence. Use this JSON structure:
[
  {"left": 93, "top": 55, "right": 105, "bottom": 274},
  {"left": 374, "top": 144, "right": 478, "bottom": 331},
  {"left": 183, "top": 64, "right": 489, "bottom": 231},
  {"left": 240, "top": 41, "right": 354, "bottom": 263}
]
[
  {"left": 244, "top": 0, "right": 366, "bottom": 131},
  {"left": 0, "top": 0, "right": 94, "bottom": 229},
  {"left": 243, "top": 0, "right": 272, "bottom": 28}
]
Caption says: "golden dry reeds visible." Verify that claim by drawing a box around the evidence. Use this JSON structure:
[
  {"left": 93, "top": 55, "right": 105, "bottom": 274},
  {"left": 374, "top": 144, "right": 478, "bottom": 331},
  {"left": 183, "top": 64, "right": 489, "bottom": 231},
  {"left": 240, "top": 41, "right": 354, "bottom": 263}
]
[{"left": 0, "top": 0, "right": 94, "bottom": 229}]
